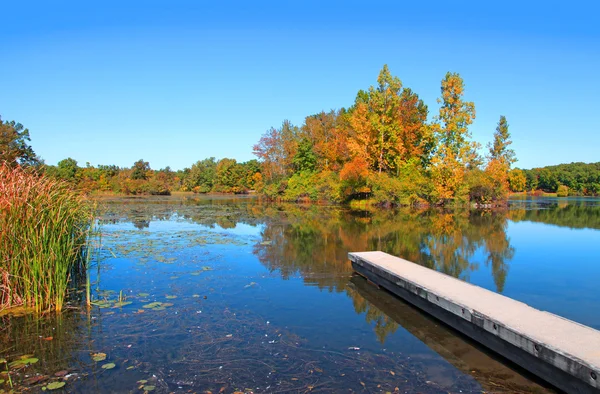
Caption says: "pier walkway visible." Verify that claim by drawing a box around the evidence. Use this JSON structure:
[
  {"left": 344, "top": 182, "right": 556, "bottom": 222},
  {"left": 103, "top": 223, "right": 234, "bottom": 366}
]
[{"left": 349, "top": 251, "right": 600, "bottom": 393}]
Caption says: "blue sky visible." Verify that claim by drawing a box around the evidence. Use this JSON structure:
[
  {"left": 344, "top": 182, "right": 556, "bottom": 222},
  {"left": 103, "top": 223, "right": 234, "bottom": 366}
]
[{"left": 1, "top": 0, "right": 598, "bottom": 170}]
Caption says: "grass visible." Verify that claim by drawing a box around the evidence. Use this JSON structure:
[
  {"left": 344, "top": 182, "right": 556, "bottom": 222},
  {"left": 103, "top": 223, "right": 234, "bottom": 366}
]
[{"left": 0, "top": 163, "right": 95, "bottom": 313}]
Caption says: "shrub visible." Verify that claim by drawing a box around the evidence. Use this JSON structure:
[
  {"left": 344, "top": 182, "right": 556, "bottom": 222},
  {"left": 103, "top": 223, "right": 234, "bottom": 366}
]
[{"left": 557, "top": 184, "right": 569, "bottom": 197}]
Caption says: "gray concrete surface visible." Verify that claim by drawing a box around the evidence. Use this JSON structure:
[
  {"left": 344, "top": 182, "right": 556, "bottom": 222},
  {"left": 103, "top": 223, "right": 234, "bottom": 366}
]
[{"left": 349, "top": 251, "right": 600, "bottom": 393}]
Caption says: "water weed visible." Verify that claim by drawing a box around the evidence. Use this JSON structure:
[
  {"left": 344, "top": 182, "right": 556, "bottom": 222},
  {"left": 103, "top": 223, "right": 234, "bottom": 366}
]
[{"left": 0, "top": 163, "right": 95, "bottom": 312}]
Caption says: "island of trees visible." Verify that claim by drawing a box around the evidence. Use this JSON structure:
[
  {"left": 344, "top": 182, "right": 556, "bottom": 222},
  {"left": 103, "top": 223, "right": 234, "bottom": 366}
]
[{"left": 2, "top": 66, "right": 600, "bottom": 206}]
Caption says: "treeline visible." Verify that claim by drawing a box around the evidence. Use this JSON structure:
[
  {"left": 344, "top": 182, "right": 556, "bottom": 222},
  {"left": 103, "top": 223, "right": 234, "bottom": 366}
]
[
  {"left": 2, "top": 115, "right": 263, "bottom": 195},
  {"left": 252, "top": 65, "right": 519, "bottom": 206},
  {"left": 518, "top": 162, "right": 600, "bottom": 196},
  {"left": 41, "top": 157, "right": 262, "bottom": 195}
]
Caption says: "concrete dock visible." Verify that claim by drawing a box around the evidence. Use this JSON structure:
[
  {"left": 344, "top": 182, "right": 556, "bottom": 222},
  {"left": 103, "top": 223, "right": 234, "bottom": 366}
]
[{"left": 349, "top": 251, "right": 600, "bottom": 394}]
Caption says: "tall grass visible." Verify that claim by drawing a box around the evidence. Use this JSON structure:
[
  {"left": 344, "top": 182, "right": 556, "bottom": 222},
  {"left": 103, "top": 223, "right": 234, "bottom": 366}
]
[{"left": 0, "top": 163, "right": 94, "bottom": 313}]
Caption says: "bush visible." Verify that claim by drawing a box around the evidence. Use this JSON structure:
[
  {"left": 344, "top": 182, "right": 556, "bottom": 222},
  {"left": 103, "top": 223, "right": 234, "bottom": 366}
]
[{"left": 557, "top": 184, "right": 569, "bottom": 197}]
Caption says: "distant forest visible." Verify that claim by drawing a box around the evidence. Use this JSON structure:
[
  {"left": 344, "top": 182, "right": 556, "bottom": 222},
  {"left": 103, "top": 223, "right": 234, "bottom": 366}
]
[{"left": 1, "top": 65, "right": 599, "bottom": 204}]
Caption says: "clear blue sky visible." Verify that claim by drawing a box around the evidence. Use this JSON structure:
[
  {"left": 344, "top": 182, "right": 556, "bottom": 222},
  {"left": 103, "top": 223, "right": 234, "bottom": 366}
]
[{"left": 1, "top": 0, "right": 598, "bottom": 170}]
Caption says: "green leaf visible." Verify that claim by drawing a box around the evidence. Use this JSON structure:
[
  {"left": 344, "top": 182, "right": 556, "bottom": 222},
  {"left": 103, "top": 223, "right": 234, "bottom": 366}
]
[
  {"left": 143, "top": 385, "right": 156, "bottom": 391},
  {"left": 101, "top": 363, "right": 116, "bottom": 370},
  {"left": 46, "top": 381, "right": 66, "bottom": 390}
]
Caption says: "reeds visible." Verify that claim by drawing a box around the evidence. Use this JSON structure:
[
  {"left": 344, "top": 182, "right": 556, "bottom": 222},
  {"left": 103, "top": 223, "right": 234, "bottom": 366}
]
[{"left": 0, "top": 163, "right": 94, "bottom": 313}]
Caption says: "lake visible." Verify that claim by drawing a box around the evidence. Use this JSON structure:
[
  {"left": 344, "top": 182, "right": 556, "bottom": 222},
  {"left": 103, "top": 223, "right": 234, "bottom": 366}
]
[{"left": 1, "top": 195, "right": 599, "bottom": 393}]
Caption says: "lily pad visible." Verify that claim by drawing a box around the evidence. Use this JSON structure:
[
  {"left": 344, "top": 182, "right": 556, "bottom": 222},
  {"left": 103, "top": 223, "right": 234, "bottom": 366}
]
[
  {"left": 101, "top": 363, "right": 116, "bottom": 370},
  {"left": 113, "top": 301, "right": 133, "bottom": 308},
  {"left": 9, "top": 357, "right": 38, "bottom": 368},
  {"left": 165, "top": 295, "right": 177, "bottom": 299},
  {"left": 143, "top": 385, "right": 156, "bottom": 391},
  {"left": 201, "top": 266, "right": 212, "bottom": 271},
  {"left": 137, "top": 293, "right": 150, "bottom": 297},
  {"left": 142, "top": 302, "right": 162, "bottom": 309},
  {"left": 91, "top": 353, "right": 107, "bottom": 362},
  {"left": 91, "top": 300, "right": 112, "bottom": 308},
  {"left": 45, "top": 381, "right": 66, "bottom": 390}
]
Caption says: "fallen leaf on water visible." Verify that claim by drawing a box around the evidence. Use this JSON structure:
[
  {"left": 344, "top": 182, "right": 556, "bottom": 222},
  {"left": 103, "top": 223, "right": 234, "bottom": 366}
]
[
  {"left": 101, "top": 363, "right": 116, "bottom": 370},
  {"left": 143, "top": 385, "right": 155, "bottom": 392},
  {"left": 390, "top": 370, "right": 395, "bottom": 375}
]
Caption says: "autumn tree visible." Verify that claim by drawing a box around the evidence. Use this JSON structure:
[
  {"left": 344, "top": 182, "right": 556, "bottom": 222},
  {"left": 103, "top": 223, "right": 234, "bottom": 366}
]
[
  {"left": 301, "top": 110, "right": 348, "bottom": 171},
  {"left": 508, "top": 169, "right": 526, "bottom": 192},
  {"left": 0, "top": 116, "right": 40, "bottom": 167},
  {"left": 395, "top": 88, "right": 432, "bottom": 170},
  {"left": 253, "top": 120, "right": 299, "bottom": 181},
  {"left": 349, "top": 65, "right": 403, "bottom": 174},
  {"left": 430, "top": 72, "right": 476, "bottom": 202}
]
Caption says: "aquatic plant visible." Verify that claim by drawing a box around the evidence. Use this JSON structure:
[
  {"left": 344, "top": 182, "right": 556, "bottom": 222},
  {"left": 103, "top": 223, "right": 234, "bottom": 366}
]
[{"left": 0, "top": 163, "right": 95, "bottom": 312}]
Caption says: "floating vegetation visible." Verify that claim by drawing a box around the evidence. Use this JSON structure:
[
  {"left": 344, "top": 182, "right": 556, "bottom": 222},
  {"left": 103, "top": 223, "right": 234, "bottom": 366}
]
[
  {"left": 101, "top": 363, "right": 116, "bottom": 370},
  {"left": 7, "top": 356, "right": 39, "bottom": 369},
  {"left": 44, "top": 381, "right": 66, "bottom": 390},
  {"left": 165, "top": 295, "right": 177, "bottom": 299},
  {"left": 91, "top": 353, "right": 107, "bottom": 362}
]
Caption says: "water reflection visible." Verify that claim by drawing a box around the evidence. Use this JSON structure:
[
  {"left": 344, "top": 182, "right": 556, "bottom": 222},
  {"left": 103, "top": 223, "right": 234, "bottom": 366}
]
[
  {"left": 348, "top": 275, "right": 552, "bottom": 393},
  {"left": 1, "top": 196, "right": 589, "bottom": 392}
]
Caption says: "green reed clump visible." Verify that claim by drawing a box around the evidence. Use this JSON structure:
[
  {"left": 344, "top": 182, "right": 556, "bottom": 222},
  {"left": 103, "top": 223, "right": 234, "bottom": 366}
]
[{"left": 0, "top": 163, "right": 94, "bottom": 313}]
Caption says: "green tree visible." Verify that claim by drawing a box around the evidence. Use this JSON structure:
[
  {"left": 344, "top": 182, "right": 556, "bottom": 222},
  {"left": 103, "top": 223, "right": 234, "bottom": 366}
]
[
  {"left": 56, "top": 157, "right": 79, "bottom": 181},
  {"left": 0, "top": 116, "right": 40, "bottom": 167},
  {"left": 131, "top": 159, "right": 150, "bottom": 180},
  {"left": 186, "top": 158, "right": 217, "bottom": 192},
  {"left": 488, "top": 115, "right": 516, "bottom": 167},
  {"left": 292, "top": 139, "right": 317, "bottom": 173}
]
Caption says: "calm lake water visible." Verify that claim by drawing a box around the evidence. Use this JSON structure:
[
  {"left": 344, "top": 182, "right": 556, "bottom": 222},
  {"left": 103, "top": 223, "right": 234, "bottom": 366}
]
[{"left": 2, "top": 196, "right": 599, "bottom": 393}]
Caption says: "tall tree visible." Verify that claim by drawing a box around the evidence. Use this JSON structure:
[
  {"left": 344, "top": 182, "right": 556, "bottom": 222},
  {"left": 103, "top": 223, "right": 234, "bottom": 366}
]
[
  {"left": 0, "top": 116, "right": 40, "bottom": 167},
  {"left": 488, "top": 115, "right": 516, "bottom": 167},
  {"left": 349, "top": 65, "right": 403, "bottom": 174},
  {"left": 253, "top": 120, "right": 299, "bottom": 181},
  {"left": 395, "top": 88, "right": 432, "bottom": 170},
  {"left": 430, "top": 72, "right": 477, "bottom": 202}
]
